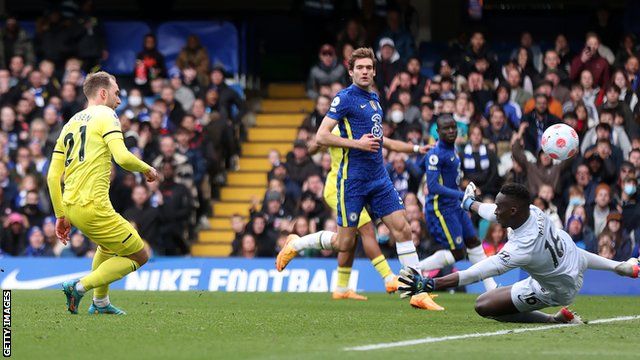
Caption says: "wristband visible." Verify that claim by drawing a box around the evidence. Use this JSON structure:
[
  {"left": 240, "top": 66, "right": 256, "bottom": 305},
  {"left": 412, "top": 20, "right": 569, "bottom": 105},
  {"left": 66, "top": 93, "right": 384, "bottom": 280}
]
[{"left": 413, "top": 144, "right": 420, "bottom": 153}]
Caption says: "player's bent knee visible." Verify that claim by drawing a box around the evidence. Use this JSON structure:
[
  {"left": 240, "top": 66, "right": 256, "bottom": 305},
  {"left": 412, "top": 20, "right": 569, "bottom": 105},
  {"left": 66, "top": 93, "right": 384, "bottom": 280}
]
[
  {"left": 474, "top": 295, "right": 494, "bottom": 318},
  {"left": 127, "top": 249, "right": 149, "bottom": 267}
]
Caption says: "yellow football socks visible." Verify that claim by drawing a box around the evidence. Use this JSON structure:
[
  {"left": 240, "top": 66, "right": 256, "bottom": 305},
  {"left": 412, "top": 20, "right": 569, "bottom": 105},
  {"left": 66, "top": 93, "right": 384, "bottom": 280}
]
[
  {"left": 336, "top": 266, "right": 351, "bottom": 290},
  {"left": 79, "top": 256, "right": 140, "bottom": 292},
  {"left": 371, "top": 255, "right": 393, "bottom": 280},
  {"left": 90, "top": 246, "right": 114, "bottom": 299}
]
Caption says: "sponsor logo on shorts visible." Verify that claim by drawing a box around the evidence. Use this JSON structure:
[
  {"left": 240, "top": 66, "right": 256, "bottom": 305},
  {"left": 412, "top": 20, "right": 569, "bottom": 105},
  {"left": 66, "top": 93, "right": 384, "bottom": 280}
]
[
  {"left": 517, "top": 292, "right": 540, "bottom": 305},
  {"left": 455, "top": 236, "right": 462, "bottom": 245},
  {"left": 349, "top": 212, "right": 358, "bottom": 222}
]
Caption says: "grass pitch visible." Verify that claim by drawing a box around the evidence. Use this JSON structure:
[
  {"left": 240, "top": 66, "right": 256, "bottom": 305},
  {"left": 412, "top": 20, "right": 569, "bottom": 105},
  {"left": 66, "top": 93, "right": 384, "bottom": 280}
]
[{"left": 12, "top": 290, "right": 639, "bottom": 359}]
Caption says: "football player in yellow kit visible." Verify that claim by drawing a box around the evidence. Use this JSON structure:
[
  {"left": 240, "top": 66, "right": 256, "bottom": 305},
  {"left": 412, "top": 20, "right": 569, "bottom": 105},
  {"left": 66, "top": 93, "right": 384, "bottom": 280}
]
[{"left": 47, "top": 71, "right": 158, "bottom": 315}]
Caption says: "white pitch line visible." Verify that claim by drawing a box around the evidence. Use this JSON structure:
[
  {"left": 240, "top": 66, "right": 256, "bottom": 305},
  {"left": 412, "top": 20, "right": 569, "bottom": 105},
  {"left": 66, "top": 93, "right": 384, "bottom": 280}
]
[{"left": 344, "top": 315, "right": 640, "bottom": 351}]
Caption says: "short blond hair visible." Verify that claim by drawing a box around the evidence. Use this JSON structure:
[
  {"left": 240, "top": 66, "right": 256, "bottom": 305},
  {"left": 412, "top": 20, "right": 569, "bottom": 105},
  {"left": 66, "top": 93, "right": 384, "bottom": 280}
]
[
  {"left": 348, "top": 47, "right": 376, "bottom": 71},
  {"left": 83, "top": 71, "right": 116, "bottom": 99}
]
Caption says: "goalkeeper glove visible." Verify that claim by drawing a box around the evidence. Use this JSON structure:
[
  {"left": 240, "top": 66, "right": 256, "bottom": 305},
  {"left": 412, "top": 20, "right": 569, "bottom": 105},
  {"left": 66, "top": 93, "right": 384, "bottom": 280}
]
[
  {"left": 398, "top": 267, "right": 435, "bottom": 298},
  {"left": 461, "top": 182, "right": 477, "bottom": 211}
]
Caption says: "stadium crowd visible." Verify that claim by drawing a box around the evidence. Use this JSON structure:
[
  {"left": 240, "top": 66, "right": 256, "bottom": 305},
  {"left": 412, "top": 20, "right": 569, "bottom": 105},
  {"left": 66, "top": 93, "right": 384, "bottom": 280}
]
[
  {"left": 232, "top": 5, "right": 640, "bottom": 265},
  {"left": 0, "top": 6, "right": 246, "bottom": 257}
]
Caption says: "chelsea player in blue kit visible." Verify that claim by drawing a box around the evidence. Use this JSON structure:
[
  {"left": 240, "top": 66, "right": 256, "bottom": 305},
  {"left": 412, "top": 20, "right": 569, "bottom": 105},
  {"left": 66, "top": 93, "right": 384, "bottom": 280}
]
[
  {"left": 315, "top": 48, "right": 424, "bottom": 277},
  {"left": 417, "top": 114, "right": 497, "bottom": 296}
]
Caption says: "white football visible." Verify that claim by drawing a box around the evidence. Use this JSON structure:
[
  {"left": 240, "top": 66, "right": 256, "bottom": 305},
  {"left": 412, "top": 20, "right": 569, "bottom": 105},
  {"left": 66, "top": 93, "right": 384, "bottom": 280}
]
[{"left": 541, "top": 123, "right": 579, "bottom": 161}]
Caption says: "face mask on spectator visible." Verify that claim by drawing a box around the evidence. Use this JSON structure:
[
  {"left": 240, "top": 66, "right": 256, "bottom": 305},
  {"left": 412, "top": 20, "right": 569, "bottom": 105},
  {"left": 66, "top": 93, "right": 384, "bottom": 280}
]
[
  {"left": 624, "top": 183, "right": 636, "bottom": 195},
  {"left": 378, "top": 234, "right": 389, "bottom": 244},
  {"left": 128, "top": 96, "right": 142, "bottom": 107},
  {"left": 569, "top": 197, "right": 584, "bottom": 206},
  {"left": 390, "top": 110, "right": 404, "bottom": 123}
]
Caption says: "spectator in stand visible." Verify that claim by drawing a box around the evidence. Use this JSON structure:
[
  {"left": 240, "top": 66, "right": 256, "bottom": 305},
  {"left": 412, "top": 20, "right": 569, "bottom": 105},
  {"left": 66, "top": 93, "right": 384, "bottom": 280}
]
[
  {"left": 511, "top": 123, "right": 570, "bottom": 196},
  {"left": 460, "top": 31, "right": 497, "bottom": 77},
  {"left": 484, "top": 83, "right": 521, "bottom": 130},
  {"left": 237, "top": 233, "right": 257, "bottom": 259},
  {"left": 8, "top": 55, "right": 27, "bottom": 87},
  {"left": 586, "top": 183, "right": 615, "bottom": 236},
  {"left": 544, "top": 70, "right": 570, "bottom": 104},
  {"left": 59, "top": 229, "right": 91, "bottom": 257},
  {"left": 59, "top": 82, "right": 82, "bottom": 120},
  {"left": 0, "top": 16, "right": 35, "bottom": 69},
  {"left": 168, "top": 68, "right": 196, "bottom": 112},
  {"left": 122, "top": 87, "right": 150, "bottom": 122},
  {"left": 482, "top": 222, "right": 506, "bottom": 256},
  {"left": 511, "top": 31, "right": 543, "bottom": 73},
  {"left": 285, "top": 139, "right": 320, "bottom": 188},
  {"left": 158, "top": 162, "right": 193, "bottom": 255},
  {"left": 176, "top": 34, "right": 210, "bottom": 87},
  {"left": 581, "top": 110, "right": 629, "bottom": 162},
  {"left": 611, "top": 68, "right": 638, "bottom": 112},
  {"left": 604, "top": 212, "right": 632, "bottom": 261},
  {"left": 598, "top": 231, "right": 616, "bottom": 259},
  {"left": 483, "top": 106, "right": 512, "bottom": 158},
  {"left": 0, "top": 212, "right": 27, "bottom": 256},
  {"left": 599, "top": 84, "right": 638, "bottom": 139},
  {"left": 466, "top": 71, "right": 493, "bottom": 114},
  {"left": 566, "top": 215, "right": 596, "bottom": 252},
  {"left": 378, "top": 8, "right": 415, "bottom": 60},
  {"left": 583, "top": 139, "right": 619, "bottom": 185},
  {"left": 570, "top": 32, "right": 610, "bottom": 89},
  {"left": 541, "top": 49, "right": 570, "bottom": 86},
  {"left": 159, "top": 85, "right": 186, "bottom": 127},
  {"left": 209, "top": 65, "right": 246, "bottom": 141},
  {"left": 461, "top": 125, "right": 500, "bottom": 196},
  {"left": 124, "top": 184, "right": 160, "bottom": 254},
  {"left": 134, "top": 34, "right": 166, "bottom": 86},
  {"left": 406, "top": 57, "right": 427, "bottom": 103},
  {"left": 375, "top": 38, "right": 403, "bottom": 102},
  {"left": 152, "top": 135, "right": 196, "bottom": 213},
  {"left": 520, "top": 94, "right": 562, "bottom": 153},
  {"left": 302, "top": 95, "right": 330, "bottom": 133},
  {"left": 505, "top": 66, "right": 532, "bottom": 110},
  {"left": 249, "top": 212, "right": 276, "bottom": 257},
  {"left": 21, "top": 226, "right": 54, "bottom": 257},
  {"left": 41, "top": 216, "right": 61, "bottom": 256},
  {"left": 229, "top": 214, "right": 247, "bottom": 255},
  {"left": 306, "top": 44, "right": 346, "bottom": 99},
  {"left": 620, "top": 174, "right": 639, "bottom": 233},
  {"left": 523, "top": 81, "right": 563, "bottom": 119},
  {"left": 624, "top": 55, "right": 640, "bottom": 92}
]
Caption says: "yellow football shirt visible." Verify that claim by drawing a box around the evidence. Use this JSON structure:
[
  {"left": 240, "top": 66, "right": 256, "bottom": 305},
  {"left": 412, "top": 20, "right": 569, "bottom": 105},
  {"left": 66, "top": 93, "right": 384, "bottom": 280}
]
[{"left": 53, "top": 105, "right": 124, "bottom": 206}]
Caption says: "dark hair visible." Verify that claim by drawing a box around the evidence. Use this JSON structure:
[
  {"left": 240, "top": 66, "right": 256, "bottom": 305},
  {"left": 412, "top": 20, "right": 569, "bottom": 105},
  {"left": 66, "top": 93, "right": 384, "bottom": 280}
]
[
  {"left": 563, "top": 111, "right": 577, "bottom": 120},
  {"left": 500, "top": 183, "right": 531, "bottom": 205},
  {"left": 348, "top": 47, "right": 376, "bottom": 71}
]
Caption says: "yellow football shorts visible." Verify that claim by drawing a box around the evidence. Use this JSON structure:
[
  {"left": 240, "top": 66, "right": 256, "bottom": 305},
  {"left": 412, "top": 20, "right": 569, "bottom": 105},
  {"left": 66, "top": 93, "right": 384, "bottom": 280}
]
[
  {"left": 324, "top": 179, "right": 372, "bottom": 229},
  {"left": 65, "top": 201, "right": 145, "bottom": 256}
]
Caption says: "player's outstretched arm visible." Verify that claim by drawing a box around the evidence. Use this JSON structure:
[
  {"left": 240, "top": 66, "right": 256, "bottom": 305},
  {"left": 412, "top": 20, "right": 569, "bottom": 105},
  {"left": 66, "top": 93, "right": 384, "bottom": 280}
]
[
  {"left": 316, "top": 116, "right": 380, "bottom": 152},
  {"left": 382, "top": 137, "right": 431, "bottom": 154},
  {"left": 107, "top": 137, "right": 156, "bottom": 180},
  {"left": 425, "top": 157, "right": 464, "bottom": 199}
]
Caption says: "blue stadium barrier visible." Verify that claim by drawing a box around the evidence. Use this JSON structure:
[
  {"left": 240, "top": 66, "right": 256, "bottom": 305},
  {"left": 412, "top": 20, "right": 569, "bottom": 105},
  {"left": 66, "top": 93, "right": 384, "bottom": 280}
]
[
  {"left": 101, "top": 21, "right": 151, "bottom": 75},
  {"left": 0, "top": 257, "right": 637, "bottom": 295},
  {"left": 156, "top": 21, "right": 239, "bottom": 76}
]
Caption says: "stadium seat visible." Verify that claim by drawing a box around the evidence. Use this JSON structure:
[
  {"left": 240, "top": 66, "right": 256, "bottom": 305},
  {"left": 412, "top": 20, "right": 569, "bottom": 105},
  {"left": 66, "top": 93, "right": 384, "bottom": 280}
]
[{"left": 267, "top": 83, "right": 306, "bottom": 98}]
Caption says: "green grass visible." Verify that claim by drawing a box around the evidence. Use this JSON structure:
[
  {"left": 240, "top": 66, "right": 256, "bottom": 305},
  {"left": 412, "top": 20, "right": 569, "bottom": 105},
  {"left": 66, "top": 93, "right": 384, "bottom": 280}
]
[{"left": 11, "top": 291, "right": 640, "bottom": 359}]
